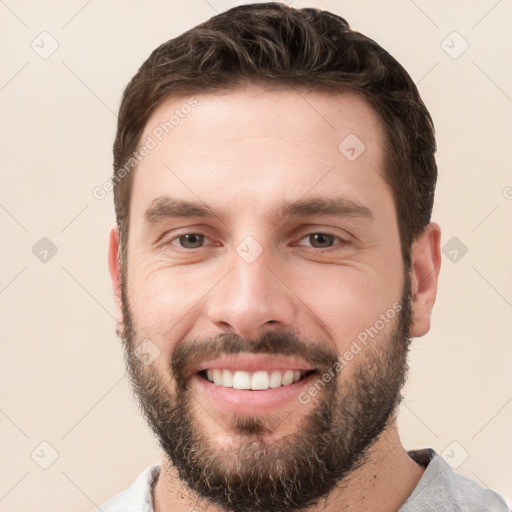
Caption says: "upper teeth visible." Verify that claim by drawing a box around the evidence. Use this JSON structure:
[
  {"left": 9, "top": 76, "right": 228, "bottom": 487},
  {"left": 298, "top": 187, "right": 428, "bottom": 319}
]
[{"left": 205, "top": 369, "right": 302, "bottom": 390}]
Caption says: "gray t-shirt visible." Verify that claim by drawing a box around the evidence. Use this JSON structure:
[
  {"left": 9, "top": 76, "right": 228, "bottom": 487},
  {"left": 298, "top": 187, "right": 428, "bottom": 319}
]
[{"left": 96, "top": 449, "right": 509, "bottom": 512}]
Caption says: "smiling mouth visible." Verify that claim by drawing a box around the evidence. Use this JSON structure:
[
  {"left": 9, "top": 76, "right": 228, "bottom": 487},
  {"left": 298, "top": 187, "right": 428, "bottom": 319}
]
[{"left": 198, "top": 369, "right": 316, "bottom": 391}]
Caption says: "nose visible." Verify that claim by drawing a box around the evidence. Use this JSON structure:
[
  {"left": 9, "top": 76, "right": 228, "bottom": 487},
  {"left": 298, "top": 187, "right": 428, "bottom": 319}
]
[{"left": 206, "top": 245, "right": 297, "bottom": 339}]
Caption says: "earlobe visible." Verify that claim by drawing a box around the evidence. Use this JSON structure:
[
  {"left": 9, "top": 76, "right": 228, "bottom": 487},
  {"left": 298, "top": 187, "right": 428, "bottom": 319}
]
[
  {"left": 108, "top": 225, "right": 124, "bottom": 326},
  {"left": 409, "top": 222, "right": 442, "bottom": 338}
]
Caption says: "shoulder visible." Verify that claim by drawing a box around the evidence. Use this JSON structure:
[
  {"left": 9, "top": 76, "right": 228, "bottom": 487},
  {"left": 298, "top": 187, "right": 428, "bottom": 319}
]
[
  {"left": 400, "top": 449, "right": 509, "bottom": 512},
  {"left": 93, "top": 464, "right": 161, "bottom": 512}
]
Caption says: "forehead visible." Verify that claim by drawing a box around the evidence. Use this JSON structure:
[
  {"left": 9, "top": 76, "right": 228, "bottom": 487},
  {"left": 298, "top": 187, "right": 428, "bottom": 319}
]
[
  {"left": 130, "top": 85, "right": 390, "bottom": 223},
  {"left": 139, "top": 85, "right": 384, "bottom": 157}
]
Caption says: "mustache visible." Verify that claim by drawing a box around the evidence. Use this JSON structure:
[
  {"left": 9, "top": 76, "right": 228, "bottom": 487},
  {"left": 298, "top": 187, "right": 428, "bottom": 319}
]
[{"left": 171, "top": 330, "right": 339, "bottom": 389}]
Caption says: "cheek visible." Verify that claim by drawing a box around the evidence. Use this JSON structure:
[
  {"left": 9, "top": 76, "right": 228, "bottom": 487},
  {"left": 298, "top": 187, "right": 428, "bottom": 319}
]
[
  {"left": 290, "top": 263, "right": 402, "bottom": 349},
  {"left": 126, "top": 261, "right": 218, "bottom": 345}
]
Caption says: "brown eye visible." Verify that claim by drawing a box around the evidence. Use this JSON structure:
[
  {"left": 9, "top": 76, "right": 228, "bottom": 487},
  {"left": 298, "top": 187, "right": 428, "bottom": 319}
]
[
  {"left": 308, "top": 233, "right": 335, "bottom": 248},
  {"left": 175, "top": 233, "right": 205, "bottom": 249},
  {"left": 295, "top": 232, "right": 350, "bottom": 251}
]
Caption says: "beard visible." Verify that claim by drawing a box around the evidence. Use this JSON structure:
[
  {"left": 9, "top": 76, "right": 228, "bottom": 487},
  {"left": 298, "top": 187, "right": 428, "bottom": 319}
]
[{"left": 118, "top": 274, "right": 412, "bottom": 512}]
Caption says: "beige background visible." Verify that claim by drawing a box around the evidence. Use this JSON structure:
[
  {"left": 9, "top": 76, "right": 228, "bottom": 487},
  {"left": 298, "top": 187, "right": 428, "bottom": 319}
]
[{"left": 0, "top": 0, "right": 511, "bottom": 510}]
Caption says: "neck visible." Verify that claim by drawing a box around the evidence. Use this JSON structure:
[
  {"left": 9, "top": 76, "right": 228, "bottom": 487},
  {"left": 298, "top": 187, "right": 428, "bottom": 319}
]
[{"left": 153, "top": 421, "right": 425, "bottom": 512}]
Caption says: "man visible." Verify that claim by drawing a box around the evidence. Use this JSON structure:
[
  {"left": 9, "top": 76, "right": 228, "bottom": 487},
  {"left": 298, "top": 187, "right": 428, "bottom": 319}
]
[{"left": 98, "top": 3, "right": 509, "bottom": 511}]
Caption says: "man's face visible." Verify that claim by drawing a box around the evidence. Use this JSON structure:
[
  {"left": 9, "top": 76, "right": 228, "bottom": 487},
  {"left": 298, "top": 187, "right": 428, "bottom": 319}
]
[{"left": 116, "top": 87, "right": 411, "bottom": 511}]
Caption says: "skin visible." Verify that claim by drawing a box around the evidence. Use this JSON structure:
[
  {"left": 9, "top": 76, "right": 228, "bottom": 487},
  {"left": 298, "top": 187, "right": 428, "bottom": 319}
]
[{"left": 109, "top": 85, "right": 441, "bottom": 511}]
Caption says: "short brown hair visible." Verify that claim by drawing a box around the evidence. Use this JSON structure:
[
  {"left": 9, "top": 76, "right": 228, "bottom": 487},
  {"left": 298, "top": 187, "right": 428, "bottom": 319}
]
[{"left": 113, "top": 2, "right": 437, "bottom": 272}]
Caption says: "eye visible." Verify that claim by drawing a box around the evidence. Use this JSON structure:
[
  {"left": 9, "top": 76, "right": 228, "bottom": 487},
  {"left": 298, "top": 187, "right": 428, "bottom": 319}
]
[
  {"left": 296, "top": 232, "right": 347, "bottom": 249},
  {"left": 170, "top": 233, "right": 208, "bottom": 249}
]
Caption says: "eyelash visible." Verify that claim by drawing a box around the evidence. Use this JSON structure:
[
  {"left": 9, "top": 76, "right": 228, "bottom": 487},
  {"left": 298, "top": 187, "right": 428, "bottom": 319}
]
[{"left": 164, "top": 231, "right": 350, "bottom": 252}]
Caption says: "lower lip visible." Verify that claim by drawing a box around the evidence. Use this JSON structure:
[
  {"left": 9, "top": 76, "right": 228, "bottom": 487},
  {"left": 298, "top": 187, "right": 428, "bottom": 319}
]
[{"left": 191, "top": 373, "right": 315, "bottom": 414}]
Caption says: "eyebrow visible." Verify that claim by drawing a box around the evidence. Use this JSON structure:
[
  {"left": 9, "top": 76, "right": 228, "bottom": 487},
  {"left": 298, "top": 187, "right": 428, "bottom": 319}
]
[
  {"left": 144, "top": 195, "right": 375, "bottom": 225},
  {"left": 145, "top": 196, "right": 212, "bottom": 223},
  {"left": 276, "top": 197, "right": 374, "bottom": 222}
]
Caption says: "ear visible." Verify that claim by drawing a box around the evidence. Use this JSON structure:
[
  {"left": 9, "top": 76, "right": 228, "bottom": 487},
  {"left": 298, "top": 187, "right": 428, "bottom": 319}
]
[
  {"left": 409, "top": 222, "right": 441, "bottom": 338},
  {"left": 108, "top": 225, "right": 124, "bottom": 326}
]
